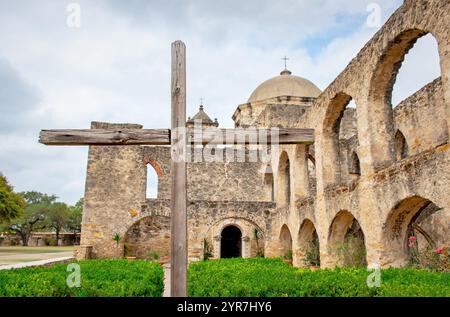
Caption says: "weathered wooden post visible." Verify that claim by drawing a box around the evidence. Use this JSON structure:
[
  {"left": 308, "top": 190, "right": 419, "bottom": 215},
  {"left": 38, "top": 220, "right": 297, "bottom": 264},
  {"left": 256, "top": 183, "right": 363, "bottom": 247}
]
[{"left": 170, "top": 40, "right": 187, "bottom": 297}]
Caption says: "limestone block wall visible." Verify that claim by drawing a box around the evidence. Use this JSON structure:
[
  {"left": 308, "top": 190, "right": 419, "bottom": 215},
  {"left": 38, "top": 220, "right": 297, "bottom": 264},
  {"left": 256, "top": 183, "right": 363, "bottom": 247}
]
[
  {"left": 80, "top": 122, "right": 147, "bottom": 258},
  {"left": 188, "top": 160, "right": 267, "bottom": 201},
  {"left": 393, "top": 78, "right": 448, "bottom": 154},
  {"left": 126, "top": 199, "right": 274, "bottom": 261}
]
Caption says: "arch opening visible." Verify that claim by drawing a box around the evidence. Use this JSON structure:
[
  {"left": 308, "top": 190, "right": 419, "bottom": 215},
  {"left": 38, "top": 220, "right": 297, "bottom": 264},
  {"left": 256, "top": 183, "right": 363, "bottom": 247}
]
[
  {"left": 383, "top": 196, "right": 446, "bottom": 267},
  {"left": 146, "top": 164, "right": 158, "bottom": 199},
  {"left": 391, "top": 33, "right": 441, "bottom": 107},
  {"left": 328, "top": 211, "right": 367, "bottom": 267},
  {"left": 297, "top": 219, "right": 320, "bottom": 267},
  {"left": 220, "top": 225, "right": 242, "bottom": 258},
  {"left": 307, "top": 147, "right": 316, "bottom": 195},
  {"left": 322, "top": 93, "right": 358, "bottom": 186},
  {"left": 123, "top": 215, "right": 171, "bottom": 261},
  {"left": 395, "top": 130, "right": 408, "bottom": 161},
  {"left": 277, "top": 152, "right": 291, "bottom": 206},
  {"left": 279, "top": 224, "right": 293, "bottom": 260},
  {"left": 349, "top": 151, "right": 361, "bottom": 176},
  {"left": 264, "top": 165, "right": 274, "bottom": 201},
  {"left": 368, "top": 30, "right": 443, "bottom": 168}
]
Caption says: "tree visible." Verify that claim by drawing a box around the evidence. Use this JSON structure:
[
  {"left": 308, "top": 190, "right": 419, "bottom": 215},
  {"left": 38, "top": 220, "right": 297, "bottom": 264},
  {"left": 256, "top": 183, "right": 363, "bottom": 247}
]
[
  {"left": 3, "top": 191, "right": 57, "bottom": 246},
  {"left": 19, "top": 191, "right": 57, "bottom": 206},
  {"left": 0, "top": 173, "right": 25, "bottom": 222},
  {"left": 44, "top": 202, "right": 70, "bottom": 245},
  {"left": 67, "top": 198, "right": 83, "bottom": 244},
  {"left": 5, "top": 203, "right": 47, "bottom": 246}
]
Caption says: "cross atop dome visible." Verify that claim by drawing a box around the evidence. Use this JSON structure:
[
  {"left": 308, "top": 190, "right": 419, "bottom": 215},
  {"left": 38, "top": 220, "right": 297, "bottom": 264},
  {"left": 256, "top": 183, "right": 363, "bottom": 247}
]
[
  {"left": 280, "top": 56, "right": 292, "bottom": 75},
  {"left": 282, "top": 56, "right": 289, "bottom": 69}
]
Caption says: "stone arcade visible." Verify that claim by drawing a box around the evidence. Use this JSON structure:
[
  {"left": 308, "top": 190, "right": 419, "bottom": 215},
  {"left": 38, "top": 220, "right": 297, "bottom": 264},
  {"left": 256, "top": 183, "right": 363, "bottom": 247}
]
[{"left": 41, "top": 0, "right": 450, "bottom": 272}]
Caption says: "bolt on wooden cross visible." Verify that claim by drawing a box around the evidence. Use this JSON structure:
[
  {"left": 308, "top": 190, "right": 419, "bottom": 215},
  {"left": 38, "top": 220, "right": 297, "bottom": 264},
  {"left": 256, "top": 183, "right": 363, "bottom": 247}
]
[{"left": 38, "top": 41, "right": 314, "bottom": 297}]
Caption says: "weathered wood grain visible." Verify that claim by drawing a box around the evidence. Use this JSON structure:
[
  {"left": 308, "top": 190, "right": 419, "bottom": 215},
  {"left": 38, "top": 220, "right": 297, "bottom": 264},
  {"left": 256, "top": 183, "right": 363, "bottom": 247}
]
[
  {"left": 39, "top": 128, "right": 314, "bottom": 146},
  {"left": 39, "top": 129, "right": 170, "bottom": 145},
  {"left": 187, "top": 128, "right": 314, "bottom": 145},
  {"left": 170, "top": 40, "right": 188, "bottom": 297}
]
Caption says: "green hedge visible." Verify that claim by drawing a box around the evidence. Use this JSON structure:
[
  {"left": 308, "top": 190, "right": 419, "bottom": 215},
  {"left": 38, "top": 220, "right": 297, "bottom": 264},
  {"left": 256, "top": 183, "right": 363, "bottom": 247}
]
[
  {"left": 188, "top": 258, "right": 450, "bottom": 297},
  {"left": 0, "top": 259, "right": 164, "bottom": 297}
]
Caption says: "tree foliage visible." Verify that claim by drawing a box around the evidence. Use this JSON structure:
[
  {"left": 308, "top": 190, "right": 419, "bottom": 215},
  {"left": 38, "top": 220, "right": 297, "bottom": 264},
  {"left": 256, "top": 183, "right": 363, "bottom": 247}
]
[
  {"left": 44, "top": 202, "right": 70, "bottom": 244},
  {"left": 0, "top": 173, "right": 25, "bottom": 222},
  {"left": 5, "top": 193, "right": 52, "bottom": 246},
  {"left": 67, "top": 198, "right": 83, "bottom": 234},
  {"left": 1, "top": 185, "right": 83, "bottom": 246}
]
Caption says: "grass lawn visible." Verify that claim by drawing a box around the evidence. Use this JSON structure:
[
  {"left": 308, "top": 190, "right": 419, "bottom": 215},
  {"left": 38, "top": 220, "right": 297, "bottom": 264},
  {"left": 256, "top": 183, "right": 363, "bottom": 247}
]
[
  {"left": 0, "top": 246, "right": 75, "bottom": 254},
  {"left": 0, "top": 246, "right": 75, "bottom": 265}
]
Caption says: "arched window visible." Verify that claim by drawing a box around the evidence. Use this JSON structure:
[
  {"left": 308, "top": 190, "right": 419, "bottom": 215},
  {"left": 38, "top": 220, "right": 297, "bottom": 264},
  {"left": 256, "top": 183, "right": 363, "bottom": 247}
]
[
  {"left": 395, "top": 130, "right": 408, "bottom": 160},
  {"left": 146, "top": 164, "right": 158, "bottom": 199},
  {"left": 278, "top": 152, "right": 291, "bottom": 206},
  {"left": 391, "top": 34, "right": 441, "bottom": 107},
  {"left": 322, "top": 94, "right": 357, "bottom": 186},
  {"left": 383, "top": 196, "right": 442, "bottom": 266},
  {"left": 328, "top": 211, "right": 367, "bottom": 267},
  {"left": 349, "top": 151, "right": 361, "bottom": 175},
  {"left": 279, "top": 224, "right": 293, "bottom": 260},
  {"left": 264, "top": 165, "right": 274, "bottom": 201},
  {"left": 307, "top": 148, "right": 316, "bottom": 194},
  {"left": 368, "top": 31, "right": 442, "bottom": 167},
  {"left": 297, "top": 219, "right": 320, "bottom": 267}
]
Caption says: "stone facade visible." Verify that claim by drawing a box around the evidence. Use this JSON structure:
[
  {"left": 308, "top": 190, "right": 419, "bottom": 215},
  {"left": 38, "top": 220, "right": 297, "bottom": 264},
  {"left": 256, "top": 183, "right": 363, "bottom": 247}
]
[{"left": 78, "top": 0, "right": 449, "bottom": 268}]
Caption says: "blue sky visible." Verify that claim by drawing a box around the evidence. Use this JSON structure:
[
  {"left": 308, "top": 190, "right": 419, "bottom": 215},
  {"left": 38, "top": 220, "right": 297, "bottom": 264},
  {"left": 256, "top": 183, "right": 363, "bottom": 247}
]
[{"left": 0, "top": 0, "right": 441, "bottom": 204}]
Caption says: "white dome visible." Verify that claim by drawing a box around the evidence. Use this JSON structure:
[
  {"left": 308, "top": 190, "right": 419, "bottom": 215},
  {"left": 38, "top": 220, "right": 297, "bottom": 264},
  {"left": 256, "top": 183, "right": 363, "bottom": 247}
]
[{"left": 248, "top": 69, "right": 321, "bottom": 103}]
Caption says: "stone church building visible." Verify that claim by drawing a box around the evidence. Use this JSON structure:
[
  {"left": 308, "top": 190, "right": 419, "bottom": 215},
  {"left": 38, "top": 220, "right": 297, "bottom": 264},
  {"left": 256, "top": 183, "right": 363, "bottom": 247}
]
[{"left": 78, "top": 0, "right": 449, "bottom": 268}]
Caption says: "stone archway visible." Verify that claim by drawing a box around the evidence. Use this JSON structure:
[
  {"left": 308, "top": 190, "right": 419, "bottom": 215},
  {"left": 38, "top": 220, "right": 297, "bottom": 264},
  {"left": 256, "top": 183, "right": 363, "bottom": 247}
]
[
  {"left": 220, "top": 225, "right": 242, "bottom": 258},
  {"left": 277, "top": 152, "right": 291, "bottom": 206},
  {"left": 279, "top": 224, "right": 293, "bottom": 259},
  {"left": 321, "top": 92, "right": 356, "bottom": 186},
  {"left": 296, "top": 219, "right": 320, "bottom": 267},
  {"left": 124, "top": 215, "right": 171, "bottom": 262},
  {"left": 367, "top": 29, "right": 445, "bottom": 168},
  {"left": 382, "top": 196, "right": 446, "bottom": 267},
  {"left": 328, "top": 210, "right": 367, "bottom": 267}
]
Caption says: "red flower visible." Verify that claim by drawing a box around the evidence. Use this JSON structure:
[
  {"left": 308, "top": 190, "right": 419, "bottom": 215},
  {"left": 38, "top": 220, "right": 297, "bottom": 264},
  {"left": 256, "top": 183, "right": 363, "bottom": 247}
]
[
  {"left": 435, "top": 247, "right": 444, "bottom": 254},
  {"left": 408, "top": 236, "right": 416, "bottom": 242}
]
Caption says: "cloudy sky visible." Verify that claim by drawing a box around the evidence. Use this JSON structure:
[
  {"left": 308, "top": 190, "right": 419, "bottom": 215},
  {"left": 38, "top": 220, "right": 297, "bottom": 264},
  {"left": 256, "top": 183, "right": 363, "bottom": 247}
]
[{"left": 0, "top": 0, "right": 441, "bottom": 205}]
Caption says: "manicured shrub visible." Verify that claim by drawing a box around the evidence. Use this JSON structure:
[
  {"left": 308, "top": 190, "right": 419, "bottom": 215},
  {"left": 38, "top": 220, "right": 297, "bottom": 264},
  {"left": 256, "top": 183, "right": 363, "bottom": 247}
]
[
  {"left": 0, "top": 259, "right": 164, "bottom": 297},
  {"left": 188, "top": 258, "right": 450, "bottom": 297}
]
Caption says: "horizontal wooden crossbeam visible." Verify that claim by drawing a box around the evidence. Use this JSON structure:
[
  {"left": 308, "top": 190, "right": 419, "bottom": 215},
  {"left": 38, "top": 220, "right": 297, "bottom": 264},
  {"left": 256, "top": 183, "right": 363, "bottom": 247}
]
[
  {"left": 39, "top": 128, "right": 314, "bottom": 146},
  {"left": 39, "top": 129, "right": 171, "bottom": 146}
]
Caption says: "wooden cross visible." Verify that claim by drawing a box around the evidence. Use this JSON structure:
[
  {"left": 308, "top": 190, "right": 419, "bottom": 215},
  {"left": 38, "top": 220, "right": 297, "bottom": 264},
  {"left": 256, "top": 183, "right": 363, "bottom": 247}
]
[{"left": 38, "top": 41, "right": 314, "bottom": 297}]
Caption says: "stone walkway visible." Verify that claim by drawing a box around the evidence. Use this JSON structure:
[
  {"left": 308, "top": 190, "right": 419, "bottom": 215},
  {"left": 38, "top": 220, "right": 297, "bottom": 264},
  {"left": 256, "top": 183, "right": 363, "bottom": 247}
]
[{"left": 163, "top": 263, "right": 171, "bottom": 297}]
